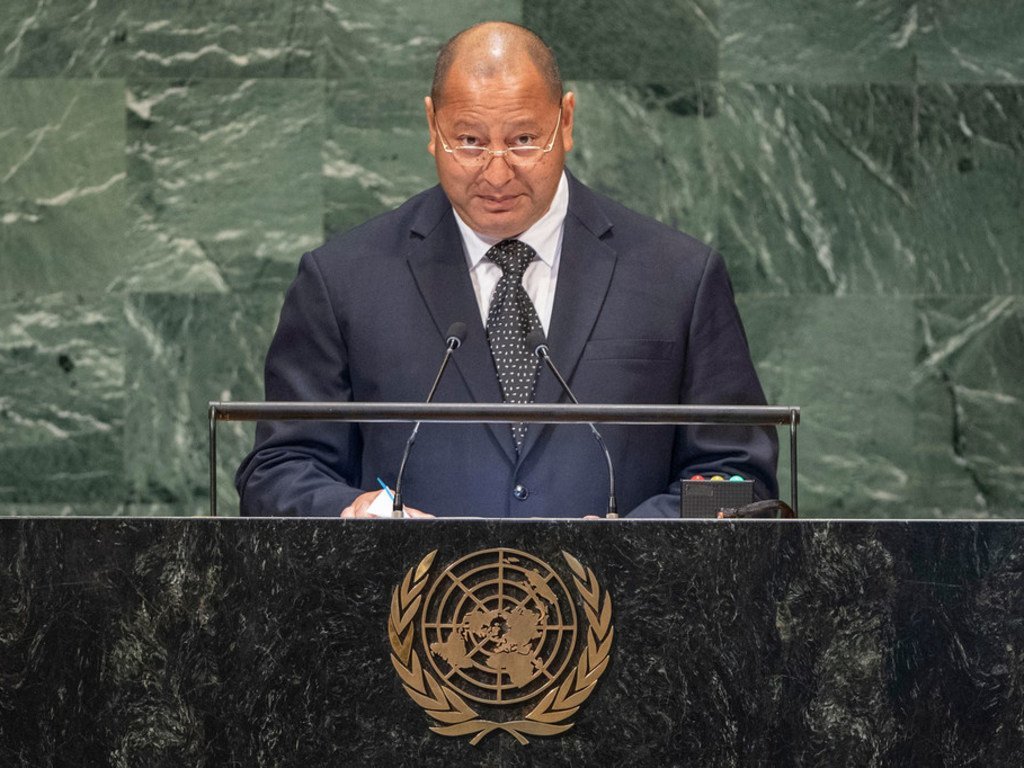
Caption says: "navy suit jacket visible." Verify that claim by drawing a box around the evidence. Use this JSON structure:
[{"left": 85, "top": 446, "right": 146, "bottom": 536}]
[{"left": 236, "top": 172, "right": 778, "bottom": 518}]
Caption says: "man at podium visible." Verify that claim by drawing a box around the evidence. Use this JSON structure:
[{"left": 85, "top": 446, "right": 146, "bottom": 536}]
[{"left": 235, "top": 22, "right": 777, "bottom": 519}]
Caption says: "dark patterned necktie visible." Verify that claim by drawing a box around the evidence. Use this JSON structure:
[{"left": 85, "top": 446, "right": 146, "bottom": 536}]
[{"left": 485, "top": 239, "right": 543, "bottom": 453}]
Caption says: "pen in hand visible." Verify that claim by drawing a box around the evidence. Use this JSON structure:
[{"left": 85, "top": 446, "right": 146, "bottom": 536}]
[{"left": 376, "top": 477, "right": 395, "bottom": 501}]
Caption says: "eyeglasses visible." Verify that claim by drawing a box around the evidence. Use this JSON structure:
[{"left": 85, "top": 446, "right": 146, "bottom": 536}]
[{"left": 434, "top": 103, "right": 563, "bottom": 169}]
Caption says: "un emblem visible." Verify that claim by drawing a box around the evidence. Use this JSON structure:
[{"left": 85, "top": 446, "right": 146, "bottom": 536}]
[{"left": 388, "top": 548, "right": 614, "bottom": 745}]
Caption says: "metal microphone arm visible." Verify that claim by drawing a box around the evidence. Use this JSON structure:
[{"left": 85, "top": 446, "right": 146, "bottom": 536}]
[
  {"left": 392, "top": 324, "right": 465, "bottom": 516},
  {"left": 533, "top": 339, "right": 619, "bottom": 519}
]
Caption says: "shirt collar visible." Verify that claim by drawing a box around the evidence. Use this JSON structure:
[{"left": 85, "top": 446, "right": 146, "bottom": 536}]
[{"left": 454, "top": 171, "right": 569, "bottom": 270}]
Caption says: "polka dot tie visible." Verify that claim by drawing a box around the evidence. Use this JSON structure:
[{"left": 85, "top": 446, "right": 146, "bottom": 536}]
[{"left": 485, "top": 239, "right": 543, "bottom": 453}]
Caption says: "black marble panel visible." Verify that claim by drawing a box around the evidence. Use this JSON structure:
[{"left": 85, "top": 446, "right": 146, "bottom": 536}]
[{"left": 2, "top": 519, "right": 1023, "bottom": 766}]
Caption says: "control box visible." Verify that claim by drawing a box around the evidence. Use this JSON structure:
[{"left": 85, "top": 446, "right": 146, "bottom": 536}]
[{"left": 680, "top": 478, "right": 754, "bottom": 518}]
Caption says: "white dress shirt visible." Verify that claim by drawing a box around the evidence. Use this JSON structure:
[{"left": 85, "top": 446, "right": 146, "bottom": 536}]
[{"left": 452, "top": 171, "right": 569, "bottom": 332}]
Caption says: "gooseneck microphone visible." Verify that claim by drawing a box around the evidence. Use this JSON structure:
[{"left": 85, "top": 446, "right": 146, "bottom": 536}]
[
  {"left": 392, "top": 321, "right": 467, "bottom": 517},
  {"left": 526, "top": 329, "right": 619, "bottom": 519}
]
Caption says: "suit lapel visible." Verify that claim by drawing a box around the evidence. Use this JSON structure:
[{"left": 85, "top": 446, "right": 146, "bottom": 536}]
[
  {"left": 402, "top": 177, "right": 618, "bottom": 467},
  {"left": 403, "top": 190, "right": 515, "bottom": 463},
  {"left": 519, "top": 176, "right": 618, "bottom": 463}
]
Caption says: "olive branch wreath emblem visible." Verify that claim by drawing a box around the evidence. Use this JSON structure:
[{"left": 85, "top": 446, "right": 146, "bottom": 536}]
[{"left": 387, "top": 549, "right": 614, "bottom": 746}]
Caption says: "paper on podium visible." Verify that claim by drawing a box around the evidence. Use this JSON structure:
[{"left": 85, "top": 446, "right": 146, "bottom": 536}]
[{"left": 364, "top": 490, "right": 408, "bottom": 519}]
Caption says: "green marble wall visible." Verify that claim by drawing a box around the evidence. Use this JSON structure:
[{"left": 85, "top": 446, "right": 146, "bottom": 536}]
[{"left": 1, "top": 2, "right": 1022, "bottom": 517}]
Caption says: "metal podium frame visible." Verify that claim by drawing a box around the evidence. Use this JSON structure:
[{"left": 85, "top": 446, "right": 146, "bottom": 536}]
[{"left": 208, "top": 402, "right": 800, "bottom": 517}]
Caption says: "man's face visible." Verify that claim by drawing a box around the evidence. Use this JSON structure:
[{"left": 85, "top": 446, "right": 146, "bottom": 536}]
[{"left": 426, "top": 64, "right": 575, "bottom": 240}]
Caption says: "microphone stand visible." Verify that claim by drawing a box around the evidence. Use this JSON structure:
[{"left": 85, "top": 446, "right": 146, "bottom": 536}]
[
  {"left": 392, "top": 323, "right": 466, "bottom": 517},
  {"left": 528, "top": 331, "right": 619, "bottom": 519}
]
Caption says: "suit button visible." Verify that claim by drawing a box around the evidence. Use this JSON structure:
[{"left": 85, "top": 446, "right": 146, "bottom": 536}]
[{"left": 513, "top": 484, "right": 529, "bottom": 501}]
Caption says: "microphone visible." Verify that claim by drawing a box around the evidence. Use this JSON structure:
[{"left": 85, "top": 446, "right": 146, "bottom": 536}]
[
  {"left": 391, "top": 321, "right": 467, "bottom": 517},
  {"left": 526, "top": 329, "right": 619, "bottom": 519}
]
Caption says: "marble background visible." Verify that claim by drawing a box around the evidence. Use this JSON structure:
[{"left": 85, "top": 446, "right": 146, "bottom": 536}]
[{"left": 1, "top": 2, "right": 1022, "bottom": 517}]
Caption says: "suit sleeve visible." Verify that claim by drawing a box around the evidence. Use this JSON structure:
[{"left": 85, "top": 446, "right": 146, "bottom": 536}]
[
  {"left": 626, "top": 249, "right": 779, "bottom": 518},
  {"left": 234, "top": 251, "right": 364, "bottom": 516}
]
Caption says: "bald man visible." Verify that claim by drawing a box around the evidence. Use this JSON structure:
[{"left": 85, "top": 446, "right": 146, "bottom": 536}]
[{"left": 236, "top": 22, "right": 778, "bottom": 519}]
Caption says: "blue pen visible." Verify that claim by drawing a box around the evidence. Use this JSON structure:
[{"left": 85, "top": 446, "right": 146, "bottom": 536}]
[{"left": 376, "top": 477, "right": 395, "bottom": 501}]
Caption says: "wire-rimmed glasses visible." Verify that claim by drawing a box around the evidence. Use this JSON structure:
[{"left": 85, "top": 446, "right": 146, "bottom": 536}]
[{"left": 434, "top": 103, "right": 563, "bottom": 169}]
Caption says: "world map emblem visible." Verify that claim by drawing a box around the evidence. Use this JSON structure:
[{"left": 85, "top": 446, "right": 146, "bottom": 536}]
[{"left": 387, "top": 548, "right": 614, "bottom": 745}]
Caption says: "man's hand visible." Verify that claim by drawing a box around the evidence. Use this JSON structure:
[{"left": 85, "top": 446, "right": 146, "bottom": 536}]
[{"left": 340, "top": 490, "right": 433, "bottom": 518}]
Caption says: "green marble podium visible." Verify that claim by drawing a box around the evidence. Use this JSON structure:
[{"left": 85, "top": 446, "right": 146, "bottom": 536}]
[{"left": 2, "top": 518, "right": 1023, "bottom": 766}]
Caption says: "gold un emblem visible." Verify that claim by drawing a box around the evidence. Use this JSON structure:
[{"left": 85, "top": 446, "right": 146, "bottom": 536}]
[{"left": 388, "top": 548, "right": 614, "bottom": 745}]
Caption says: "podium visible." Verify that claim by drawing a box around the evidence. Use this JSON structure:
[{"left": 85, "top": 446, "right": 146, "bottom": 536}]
[
  {"left": 209, "top": 400, "right": 803, "bottom": 516},
  {"left": 2, "top": 517, "right": 1023, "bottom": 765}
]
